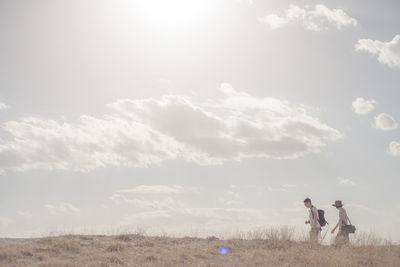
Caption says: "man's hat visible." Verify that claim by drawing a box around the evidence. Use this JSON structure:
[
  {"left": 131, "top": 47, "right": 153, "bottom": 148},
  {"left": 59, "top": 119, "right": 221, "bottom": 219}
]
[{"left": 332, "top": 200, "right": 343, "bottom": 207}]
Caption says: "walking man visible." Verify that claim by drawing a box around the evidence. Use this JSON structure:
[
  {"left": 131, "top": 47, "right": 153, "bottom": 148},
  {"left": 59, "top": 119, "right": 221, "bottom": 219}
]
[
  {"left": 304, "top": 198, "right": 321, "bottom": 243},
  {"left": 331, "top": 200, "right": 350, "bottom": 245}
]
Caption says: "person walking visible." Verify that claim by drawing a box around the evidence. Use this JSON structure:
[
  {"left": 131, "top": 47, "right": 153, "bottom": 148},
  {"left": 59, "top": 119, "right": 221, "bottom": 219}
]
[
  {"left": 331, "top": 200, "right": 350, "bottom": 245},
  {"left": 304, "top": 198, "right": 321, "bottom": 243}
]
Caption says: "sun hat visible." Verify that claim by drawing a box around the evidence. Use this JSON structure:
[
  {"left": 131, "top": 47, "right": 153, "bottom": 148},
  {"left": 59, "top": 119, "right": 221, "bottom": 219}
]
[{"left": 332, "top": 200, "right": 343, "bottom": 207}]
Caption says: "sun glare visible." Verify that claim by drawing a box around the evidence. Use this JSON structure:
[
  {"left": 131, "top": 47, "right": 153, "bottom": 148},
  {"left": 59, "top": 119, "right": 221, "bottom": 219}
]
[{"left": 133, "top": 0, "right": 217, "bottom": 33}]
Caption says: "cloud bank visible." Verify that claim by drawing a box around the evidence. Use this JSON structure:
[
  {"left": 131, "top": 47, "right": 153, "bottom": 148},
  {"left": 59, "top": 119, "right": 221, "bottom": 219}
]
[
  {"left": 356, "top": 35, "right": 400, "bottom": 68},
  {"left": 258, "top": 4, "right": 357, "bottom": 31},
  {"left": 0, "top": 84, "right": 342, "bottom": 173},
  {"left": 352, "top": 97, "right": 376, "bottom": 115}
]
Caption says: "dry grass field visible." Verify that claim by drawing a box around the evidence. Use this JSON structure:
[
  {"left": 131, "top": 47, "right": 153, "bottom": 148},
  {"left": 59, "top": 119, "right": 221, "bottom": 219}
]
[{"left": 0, "top": 229, "right": 399, "bottom": 267}]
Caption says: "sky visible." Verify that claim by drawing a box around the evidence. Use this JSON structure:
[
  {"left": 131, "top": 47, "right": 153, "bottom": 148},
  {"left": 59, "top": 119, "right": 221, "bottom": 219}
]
[{"left": 0, "top": 0, "right": 400, "bottom": 241}]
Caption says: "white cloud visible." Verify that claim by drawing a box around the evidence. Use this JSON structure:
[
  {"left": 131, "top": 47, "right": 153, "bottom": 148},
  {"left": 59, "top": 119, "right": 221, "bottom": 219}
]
[
  {"left": 0, "top": 83, "right": 342, "bottom": 173},
  {"left": 352, "top": 97, "right": 376, "bottom": 115},
  {"left": 218, "top": 197, "right": 243, "bottom": 207},
  {"left": 218, "top": 189, "right": 243, "bottom": 206},
  {"left": 116, "top": 185, "right": 184, "bottom": 194},
  {"left": 389, "top": 141, "right": 400, "bottom": 156},
  {"left": 44, "top": 202, "right": 80, "bottom": 214},
  {"left": 355, "top": 35, "right": 400, "bottom": 68},
  {"left": 110, "top": 185, "right": 195, "bottom": 209},
  {"left": 338, "top": 178, "right": 356, "bottom": 186},
  {"left": 258, "top": 4, "right": 358, "bottom": 31},
  {"left": 374, "top": 113, "right": 398, "bottom": 131},
  {"left": 0, "top": 102, "right": 8, "bottom": 111},
  {"left": 0, "top": 115, "right": 179, "bottom": 173}
]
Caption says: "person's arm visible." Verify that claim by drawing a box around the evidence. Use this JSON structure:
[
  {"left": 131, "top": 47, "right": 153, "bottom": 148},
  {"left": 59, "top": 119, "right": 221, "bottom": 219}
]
[
  {"left": 331, "top": 212, "right": 344, "bottom": 234},
  {"left": 312, "top": 209, "right": 319, "bottom": 229}
]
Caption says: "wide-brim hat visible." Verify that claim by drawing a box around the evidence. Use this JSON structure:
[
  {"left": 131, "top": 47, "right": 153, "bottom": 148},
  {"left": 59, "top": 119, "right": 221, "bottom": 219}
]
[{"left": 332, "top": 200, "right": 343, "bottom": 207}]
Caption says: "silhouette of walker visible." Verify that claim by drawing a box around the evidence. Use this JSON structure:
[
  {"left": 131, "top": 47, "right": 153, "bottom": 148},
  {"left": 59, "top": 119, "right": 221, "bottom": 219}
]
[
  {"left": 303, "top": 198, "right": 322, "bottom": 243},
  {"left": 331, "top": 200, "right": 356, "bottom": 245}
]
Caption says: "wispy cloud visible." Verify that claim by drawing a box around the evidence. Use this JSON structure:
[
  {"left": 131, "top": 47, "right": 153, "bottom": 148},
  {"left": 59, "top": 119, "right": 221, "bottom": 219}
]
[
  {"left": 356, "top": 35, "right": 400, "bottom": 68},
  {"left": 267, "top": 184, "right": 297, "bottom": 192},
  {"left": 116, "top": 185, "right": 184, "bottom": 194},
  {"left": 44, "top": 203, "right": 80, "bottom": 214},
  {"left": 18, "top": 211, "right": 33, "bottom": 219},
  {"left": 109, "top": 194, "right": 184, "bottom": 209},
  {"left": 0, "top": 102, "right": 8, "bottom": 111},
  {"left": 110, "top": 185, "right": 194, "bottom": 209},
  {"left": 338, "top": 177, "right": 356, "bottom": 186},
  {"left": 218, "top": 197, "right": 243, "bottom": 207},
  {"left": 258, "top": 4, "right": 357, "bottom": 31},
  {"left": 218, "top": 188, "right": 243, "bottom": 207},
  {"left": 352, "top": 97, "right": 376, "bottom": 115},
  {"left": 0, "top": 83, "right": 342, "bottom": 174},
  {"left": 110, "top": 187, "right": 276, "bottom": 229}
]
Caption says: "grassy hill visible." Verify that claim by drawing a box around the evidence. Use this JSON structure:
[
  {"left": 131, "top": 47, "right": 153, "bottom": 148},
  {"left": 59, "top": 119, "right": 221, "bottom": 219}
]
[{"left": 0, "top": 230, "right": 399, "bottom": 266}]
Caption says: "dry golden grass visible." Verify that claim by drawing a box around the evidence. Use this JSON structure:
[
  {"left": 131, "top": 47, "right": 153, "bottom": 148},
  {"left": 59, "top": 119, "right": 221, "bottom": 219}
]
[{"left": 0, "top": 229, "right": 399, "bottom": 266}]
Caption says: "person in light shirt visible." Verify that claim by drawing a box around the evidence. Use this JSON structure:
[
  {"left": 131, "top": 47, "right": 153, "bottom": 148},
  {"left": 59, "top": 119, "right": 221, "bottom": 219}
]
[
  {"left": 331, "top": 200, "right": 350, "bottom": 245},
  {"left": 304, "top": 198, "right": 321, "bottom": 243}
]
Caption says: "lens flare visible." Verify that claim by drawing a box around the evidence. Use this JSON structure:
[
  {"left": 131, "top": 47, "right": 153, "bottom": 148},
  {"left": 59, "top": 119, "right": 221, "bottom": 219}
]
[{"left": 219, "top": 245, "right": 229, "bottom": 255}]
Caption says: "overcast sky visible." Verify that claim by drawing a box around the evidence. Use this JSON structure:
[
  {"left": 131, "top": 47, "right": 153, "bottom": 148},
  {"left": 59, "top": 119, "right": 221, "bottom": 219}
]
[{"left": 1, "top": 0, "right": 400, "bottom": 241}]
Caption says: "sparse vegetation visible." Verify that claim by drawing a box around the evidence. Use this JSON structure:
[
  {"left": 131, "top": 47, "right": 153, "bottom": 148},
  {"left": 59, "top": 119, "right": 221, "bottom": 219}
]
[{"left": 0, "top": 229, "right": 399, "bottom": 266}]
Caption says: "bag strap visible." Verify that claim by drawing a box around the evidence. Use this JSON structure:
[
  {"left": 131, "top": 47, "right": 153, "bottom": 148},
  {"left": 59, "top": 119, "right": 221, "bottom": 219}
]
[{"left": 345, "top": 213, "right": 352, "bottom": 226}]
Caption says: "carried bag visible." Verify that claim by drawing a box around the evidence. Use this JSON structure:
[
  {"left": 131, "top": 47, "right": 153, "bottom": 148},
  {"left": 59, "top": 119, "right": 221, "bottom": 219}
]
[
  {"left": 342, "top": 215, "right": 356, "bottom": 234},
  {"left": 317, "top": 209, "right": 328, "bottom": 227}
]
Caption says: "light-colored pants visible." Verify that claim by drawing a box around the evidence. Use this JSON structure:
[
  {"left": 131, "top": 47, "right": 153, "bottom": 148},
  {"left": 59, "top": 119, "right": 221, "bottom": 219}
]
[
  {"left": 309, "top": 228, "right": 321, "bottom": 243},
  {"left": 335, "top": 228, "right": 349, "bottom": 245}
]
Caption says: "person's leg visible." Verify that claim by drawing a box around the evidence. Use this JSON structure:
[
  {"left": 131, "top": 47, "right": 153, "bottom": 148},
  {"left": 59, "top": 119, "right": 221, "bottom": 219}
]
[
  {"left": 335, "top": 229, "right": 347, "bottom": 246},
  {"left": 344, "top": 231, "right": 350, "bottom": 245},
  {"left": 334, "top": 232, "right": 341, "bottom": 245},
  {"left": 309, "top": 229, "right": 318, "bottom": 243}
]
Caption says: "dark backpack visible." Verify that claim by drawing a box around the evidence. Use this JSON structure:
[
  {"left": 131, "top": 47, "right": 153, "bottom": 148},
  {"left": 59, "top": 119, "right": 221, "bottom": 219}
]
[{"left": 318, "top": 209, "right": 328, "bottom": 227}]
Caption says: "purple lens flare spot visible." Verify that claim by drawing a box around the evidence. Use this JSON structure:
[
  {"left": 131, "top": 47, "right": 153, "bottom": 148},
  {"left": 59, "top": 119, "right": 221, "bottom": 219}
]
[{"left": 219, "top": 245, "right": 229, "bottom": 254}]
